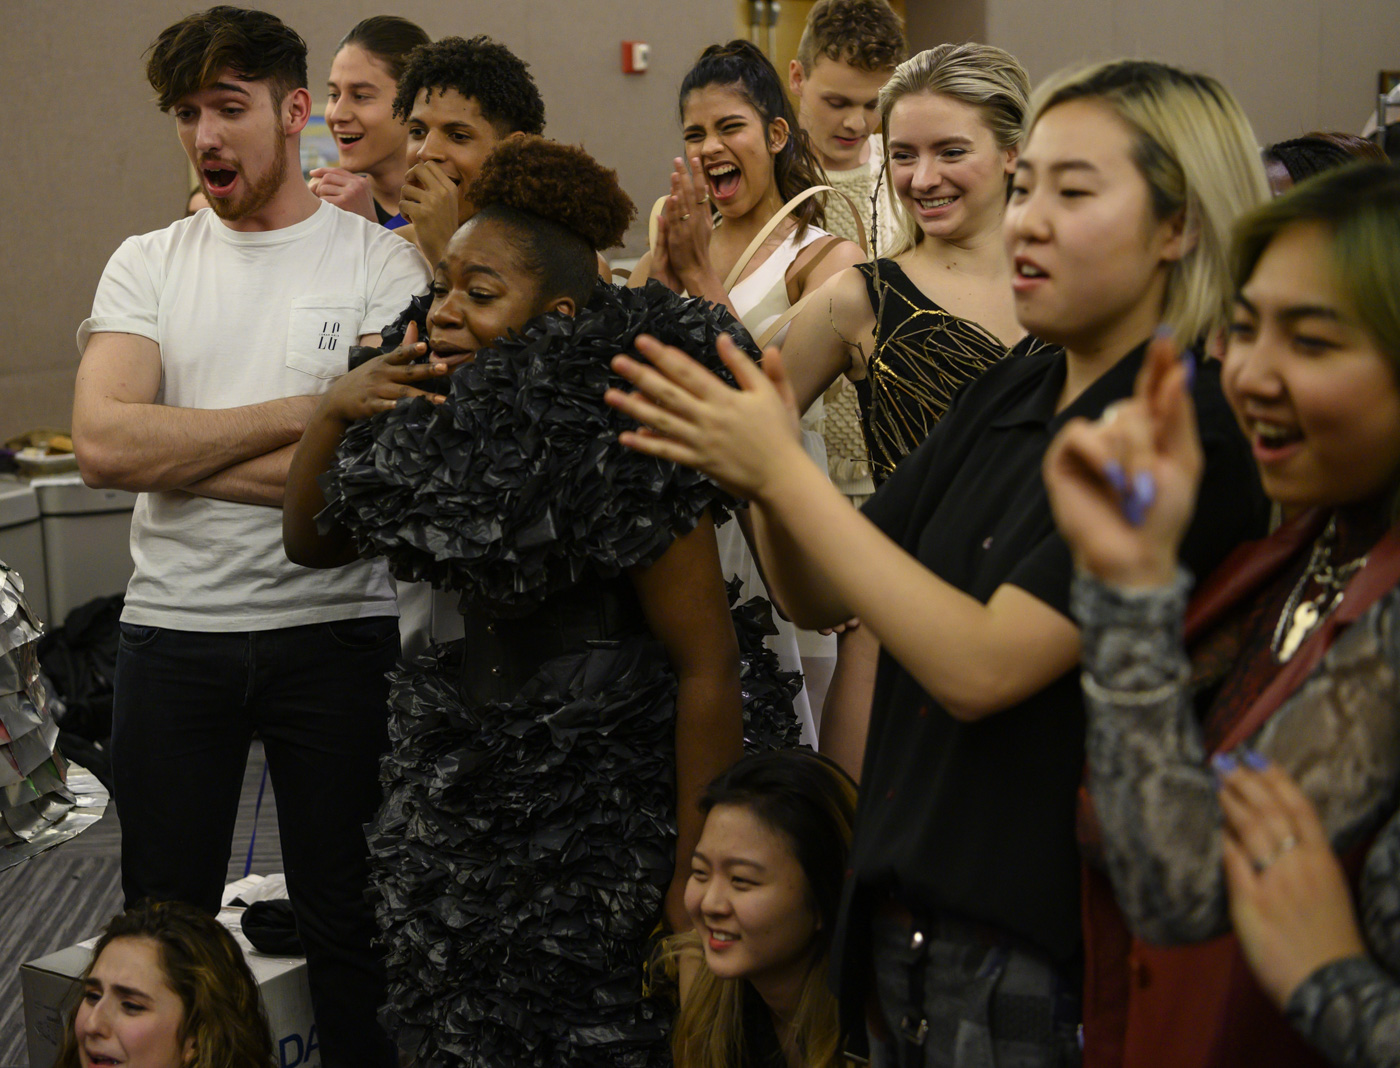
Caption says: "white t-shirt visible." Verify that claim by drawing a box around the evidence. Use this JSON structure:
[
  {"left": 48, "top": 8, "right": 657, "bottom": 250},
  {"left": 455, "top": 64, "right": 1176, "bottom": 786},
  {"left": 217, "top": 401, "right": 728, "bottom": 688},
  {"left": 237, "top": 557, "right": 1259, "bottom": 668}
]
[{"left": 77, "top": 202, "right": 431, "bottom": 631}]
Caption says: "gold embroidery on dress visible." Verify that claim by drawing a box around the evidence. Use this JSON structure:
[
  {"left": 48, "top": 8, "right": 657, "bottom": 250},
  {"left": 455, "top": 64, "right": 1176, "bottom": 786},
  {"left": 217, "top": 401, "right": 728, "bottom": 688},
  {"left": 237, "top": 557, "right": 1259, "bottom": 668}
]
[{"left": 861, "top": 257, "right": 1024, "bottom": 480}]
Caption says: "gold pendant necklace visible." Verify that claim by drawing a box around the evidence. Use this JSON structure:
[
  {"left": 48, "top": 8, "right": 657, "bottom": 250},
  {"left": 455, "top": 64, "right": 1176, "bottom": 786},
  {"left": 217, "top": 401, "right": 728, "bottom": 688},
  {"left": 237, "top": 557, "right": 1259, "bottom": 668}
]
[{"left": 1270, "top": 517, "right": 1368, "bottom": 663}]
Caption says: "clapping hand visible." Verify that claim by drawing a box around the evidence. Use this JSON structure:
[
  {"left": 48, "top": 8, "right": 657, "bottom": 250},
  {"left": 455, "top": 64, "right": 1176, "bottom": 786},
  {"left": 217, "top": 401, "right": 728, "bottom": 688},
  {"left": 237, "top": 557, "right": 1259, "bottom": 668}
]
[
  {"left": 660, "top": 156, "right": 717, "bottom": 293},
  {"left": 308, "top": 167, "right": 379, "bottom": 222}
]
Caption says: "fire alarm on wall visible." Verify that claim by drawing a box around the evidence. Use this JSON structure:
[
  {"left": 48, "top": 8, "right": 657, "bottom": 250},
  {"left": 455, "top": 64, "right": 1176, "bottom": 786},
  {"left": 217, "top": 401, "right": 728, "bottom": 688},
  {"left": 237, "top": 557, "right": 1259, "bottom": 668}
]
[{"left": 622, "top": 41, "right": 650, "bottom": 74}]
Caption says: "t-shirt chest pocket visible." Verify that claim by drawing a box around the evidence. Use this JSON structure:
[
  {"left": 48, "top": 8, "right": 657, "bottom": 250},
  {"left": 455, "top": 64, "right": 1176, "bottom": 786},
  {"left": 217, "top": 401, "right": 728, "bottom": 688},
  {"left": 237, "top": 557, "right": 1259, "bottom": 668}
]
[{"left": 286, "top": 297, "right": 366, "bottom": 379}]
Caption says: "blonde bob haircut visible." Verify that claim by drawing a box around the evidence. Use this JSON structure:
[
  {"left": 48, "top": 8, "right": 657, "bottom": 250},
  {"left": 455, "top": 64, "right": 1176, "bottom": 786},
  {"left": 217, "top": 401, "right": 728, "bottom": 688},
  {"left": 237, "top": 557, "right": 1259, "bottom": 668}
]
[
  {"left": 878, "top": 42, "right": 1031, "bottom": 257},
  {"left": 1026, "top": 59, "right": 1270, "bottom": 346}
]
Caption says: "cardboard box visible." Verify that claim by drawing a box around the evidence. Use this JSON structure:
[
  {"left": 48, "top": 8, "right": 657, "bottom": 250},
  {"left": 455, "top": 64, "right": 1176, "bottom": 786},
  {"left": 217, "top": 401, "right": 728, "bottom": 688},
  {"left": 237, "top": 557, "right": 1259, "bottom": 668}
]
[{"left": 21, "top": 907, "right": 321, "bottom": 1068}]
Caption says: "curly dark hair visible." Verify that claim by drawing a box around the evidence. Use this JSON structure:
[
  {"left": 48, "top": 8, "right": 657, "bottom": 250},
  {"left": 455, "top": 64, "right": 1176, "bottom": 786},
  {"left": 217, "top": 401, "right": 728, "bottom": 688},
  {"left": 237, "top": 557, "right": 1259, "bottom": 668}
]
[
  {"left": 466, "top": 136, "right": 636, "bottom": 308},
  {"left": 146, "top": 5, "right": 307, "bottom": 112},
  {"left": 391, "top": 35, "right": 544, "bottom": 137},
  {"left": 679, "top": 40, "right": 829, "bottom": 234},
  {"left": 53, "top": 900, "right": 274, "bottom": 1068},
  {"left": 795, "top": 0, "right": 906, "bottom": 73}
]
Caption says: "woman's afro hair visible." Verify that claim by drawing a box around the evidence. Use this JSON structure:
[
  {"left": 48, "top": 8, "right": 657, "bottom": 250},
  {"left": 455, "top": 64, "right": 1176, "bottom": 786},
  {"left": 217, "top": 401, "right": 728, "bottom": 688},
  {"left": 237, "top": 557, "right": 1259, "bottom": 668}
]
[{"left": 466, "top": 136, "right": 636, "bottom": 250}]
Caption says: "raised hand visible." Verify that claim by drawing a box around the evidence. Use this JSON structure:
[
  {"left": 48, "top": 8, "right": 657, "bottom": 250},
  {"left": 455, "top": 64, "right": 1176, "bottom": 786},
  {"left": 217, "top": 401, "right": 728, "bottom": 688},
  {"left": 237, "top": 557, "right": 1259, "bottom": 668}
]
[
  {"left": 318, "top": 323, "right": 468, "bottom": 424},
  {"left": 308, "top": 166, "right": 379, "bottom": 222},
  {"left": 606, "top": 333, "right": 805, "bottom": 500},
  {"left": 648, "top": 212, "right": 684, "bottom": 294},
  {"left": 1043, "top": 332, "right": 1203, "bottom": 588},
  {"left": 398, "top": 161, "right": 460, "bottom": 265},
  {"left": 662, "top": 157, "right": 717, "bottom": 292},
  {"left": 1218, "top": 757, "right": 1369, "bottom": 1008}
]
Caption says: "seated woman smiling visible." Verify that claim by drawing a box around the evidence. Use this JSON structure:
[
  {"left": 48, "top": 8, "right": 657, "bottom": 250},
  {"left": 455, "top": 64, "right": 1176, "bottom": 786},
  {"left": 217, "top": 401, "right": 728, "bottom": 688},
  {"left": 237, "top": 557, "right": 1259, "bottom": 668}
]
[{"left": 666, "top": 749, "right": 857, "bottom": 1068}]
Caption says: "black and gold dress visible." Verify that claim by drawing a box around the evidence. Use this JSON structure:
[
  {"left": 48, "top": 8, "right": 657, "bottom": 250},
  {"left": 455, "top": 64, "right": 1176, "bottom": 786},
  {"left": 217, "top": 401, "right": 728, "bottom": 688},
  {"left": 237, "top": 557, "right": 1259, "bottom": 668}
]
[{"left": 853, "top": 258, "right": 1050, "bottom": 483}]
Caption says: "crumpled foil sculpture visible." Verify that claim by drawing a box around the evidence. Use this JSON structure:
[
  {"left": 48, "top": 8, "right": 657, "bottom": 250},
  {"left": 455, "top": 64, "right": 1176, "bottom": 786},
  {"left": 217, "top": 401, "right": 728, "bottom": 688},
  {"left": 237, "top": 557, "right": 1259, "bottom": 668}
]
[{"left": 0, "top": 560, "right": 108, "bottom": 872}]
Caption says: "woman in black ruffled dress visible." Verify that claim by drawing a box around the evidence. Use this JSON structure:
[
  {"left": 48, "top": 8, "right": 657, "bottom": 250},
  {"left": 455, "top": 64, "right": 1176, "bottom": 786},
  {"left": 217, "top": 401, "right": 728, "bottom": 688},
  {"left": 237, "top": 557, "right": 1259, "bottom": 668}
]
[{"left": 283, "top": 137, "right": 797, "bottom": 1067}]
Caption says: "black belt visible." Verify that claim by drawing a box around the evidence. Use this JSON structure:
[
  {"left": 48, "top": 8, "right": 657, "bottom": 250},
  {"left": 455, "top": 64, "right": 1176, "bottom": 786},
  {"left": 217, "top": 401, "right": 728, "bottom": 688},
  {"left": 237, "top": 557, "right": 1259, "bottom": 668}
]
[{"left": 459, "top": 578, "right": 647, "bottom": 704}]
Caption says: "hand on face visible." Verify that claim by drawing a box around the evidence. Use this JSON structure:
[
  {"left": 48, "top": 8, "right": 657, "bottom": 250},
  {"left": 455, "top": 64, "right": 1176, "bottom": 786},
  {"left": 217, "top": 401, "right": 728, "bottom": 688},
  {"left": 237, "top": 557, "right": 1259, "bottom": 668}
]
[
  {"left": 606, "top": 333, "right": 805, "bottom": 501},
  {"left": 308, "top": 166, "right": 379, "bottom": 222},
  {"left": 318, "top": 323, "right": 468, "bottom": 424},
  {"left": 399, "top": 161, "right": 462, "bottom": 265},
  {"left": 1043, "top": 332, "right": 1202, "bottom": 588},
  {"left": 1217, "top": 756, "right": 1369, "bottom": 1008}
]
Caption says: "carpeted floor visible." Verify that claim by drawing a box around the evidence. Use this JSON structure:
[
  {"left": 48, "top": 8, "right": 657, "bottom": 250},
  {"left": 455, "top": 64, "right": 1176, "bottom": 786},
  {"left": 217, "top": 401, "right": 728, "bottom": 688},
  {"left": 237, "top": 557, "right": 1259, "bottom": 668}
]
[{"left": 0, "top": 742, "right": 283, "bottom": 1068}]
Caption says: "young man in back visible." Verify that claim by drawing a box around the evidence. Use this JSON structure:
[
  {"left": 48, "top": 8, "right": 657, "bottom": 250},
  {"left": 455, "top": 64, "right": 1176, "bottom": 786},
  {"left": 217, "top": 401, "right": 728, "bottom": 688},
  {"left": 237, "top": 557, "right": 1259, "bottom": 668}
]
[
  {"left": 789, "top": 0, "right": 906, "bottom": 510},
  {"left": 72, "top": 8, "right": 429, "bottom": 1064},
  {"left": 393, "top": 35, "right": 546, "bottom": 267},
  {"left": 790, "top": 0, "right": 905, "bottom": 254},
  {"left": 788, "top": 0, "right": 905, "bottom": 741}
]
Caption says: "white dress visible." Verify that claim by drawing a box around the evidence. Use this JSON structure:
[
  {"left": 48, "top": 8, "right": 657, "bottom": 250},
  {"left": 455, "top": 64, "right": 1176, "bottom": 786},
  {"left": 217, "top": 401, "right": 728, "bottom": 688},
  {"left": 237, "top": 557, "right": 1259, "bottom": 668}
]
[{"left": 722, "top": 225, "right": 840, "bottom": 743}]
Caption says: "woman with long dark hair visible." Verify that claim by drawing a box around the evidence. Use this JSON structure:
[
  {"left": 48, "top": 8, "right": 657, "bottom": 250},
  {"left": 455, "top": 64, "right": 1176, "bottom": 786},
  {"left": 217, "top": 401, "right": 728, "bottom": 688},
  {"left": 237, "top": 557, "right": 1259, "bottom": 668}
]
[{"left": 633, "top": 40, "right": 867, "bottom": 734}]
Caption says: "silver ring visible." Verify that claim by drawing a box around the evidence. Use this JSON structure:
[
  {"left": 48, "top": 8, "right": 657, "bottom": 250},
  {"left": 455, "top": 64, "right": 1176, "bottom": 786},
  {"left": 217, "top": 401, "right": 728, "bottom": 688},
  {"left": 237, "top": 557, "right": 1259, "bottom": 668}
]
[
  {"left": 1256, "top": 834, "right": 1300, "bottom": 872},
  {"left": 680, "top": 212, "right": 692, "bottom": 221}
]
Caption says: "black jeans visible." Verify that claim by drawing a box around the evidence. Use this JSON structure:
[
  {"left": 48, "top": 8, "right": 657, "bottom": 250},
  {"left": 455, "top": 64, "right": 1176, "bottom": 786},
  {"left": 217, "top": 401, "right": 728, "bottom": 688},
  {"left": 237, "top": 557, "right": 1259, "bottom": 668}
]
[{"left": 112, "top": 617, "right": 399, "bottom": 1068}]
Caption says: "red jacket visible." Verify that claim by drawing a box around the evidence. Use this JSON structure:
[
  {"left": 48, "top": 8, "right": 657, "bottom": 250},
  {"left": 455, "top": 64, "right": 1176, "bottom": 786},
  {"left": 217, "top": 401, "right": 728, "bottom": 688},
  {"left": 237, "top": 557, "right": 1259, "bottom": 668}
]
[{"left": 1080, "top": 511, "right": 1400, "bottom": 1068}]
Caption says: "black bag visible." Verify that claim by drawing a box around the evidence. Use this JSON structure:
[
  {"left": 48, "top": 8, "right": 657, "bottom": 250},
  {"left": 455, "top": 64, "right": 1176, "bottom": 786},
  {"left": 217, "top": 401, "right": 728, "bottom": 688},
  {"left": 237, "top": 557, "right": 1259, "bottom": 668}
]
[
  {"left": 38, "top": 593, "right": 123, "bottom": 743},
  {"left": 241, "top": 899, "right": 305, "bottom": 956}
]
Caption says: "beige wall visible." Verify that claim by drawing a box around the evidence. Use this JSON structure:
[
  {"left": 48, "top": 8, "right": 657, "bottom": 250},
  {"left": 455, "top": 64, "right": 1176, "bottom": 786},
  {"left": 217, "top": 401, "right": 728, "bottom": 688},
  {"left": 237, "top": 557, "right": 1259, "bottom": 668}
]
[
  {"left": 903, "top": 0, "right": 1397, "bottom": 144},
  {"left": 0, "top": 0, "right": 730, "bottom": 439},
  {"left": 2, "top": 0, "right": 1397, "bottom": 438},
  {"left": 985, "top": 0, "right": 1400, "bottom": 145},
  {"left": 905, "top": 0, "right": 985, "bottom": 52}
]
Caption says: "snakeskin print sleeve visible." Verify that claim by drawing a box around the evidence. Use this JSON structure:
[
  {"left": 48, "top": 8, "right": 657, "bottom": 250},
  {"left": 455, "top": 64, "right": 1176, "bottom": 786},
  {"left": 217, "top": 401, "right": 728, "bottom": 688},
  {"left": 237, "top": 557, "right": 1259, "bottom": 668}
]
[
  {"left": 1286, "top": 804, "right": 1400, "bottom": 1068},
  {"left": 1075, "top": 572, "right": 1400, "bottom": 1062},
  {"left": 1073, "top": 575, "right": 1400, "bottom": 944},
  {"left": 1287, "top": 954, "right": 1400, "bottom": 1068},
  {"left": 1070, "top": 569, "right": 1229, "bottom": 943}
]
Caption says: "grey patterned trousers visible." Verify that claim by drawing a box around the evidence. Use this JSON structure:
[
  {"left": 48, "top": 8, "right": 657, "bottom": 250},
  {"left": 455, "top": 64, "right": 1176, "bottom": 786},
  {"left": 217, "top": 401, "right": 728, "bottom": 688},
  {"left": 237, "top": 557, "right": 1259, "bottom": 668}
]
[{"left": 866, "top": 910, "right": 1082, "bottom": 1068}]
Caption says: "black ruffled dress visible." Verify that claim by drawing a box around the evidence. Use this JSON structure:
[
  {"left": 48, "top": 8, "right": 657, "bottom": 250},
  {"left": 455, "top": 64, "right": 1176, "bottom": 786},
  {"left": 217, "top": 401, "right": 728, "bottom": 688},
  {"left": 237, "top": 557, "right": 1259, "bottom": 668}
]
[{"left": 321, "top": 282, "right": 802, "bottom": 1067}]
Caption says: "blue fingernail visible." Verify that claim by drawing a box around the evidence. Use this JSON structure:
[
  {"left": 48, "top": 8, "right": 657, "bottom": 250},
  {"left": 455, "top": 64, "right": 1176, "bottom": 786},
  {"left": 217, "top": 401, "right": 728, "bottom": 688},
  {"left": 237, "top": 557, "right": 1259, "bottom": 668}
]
[
  {"left": 1241, "top": 749, "right": 1269, "bottom": 771},
  {"left": 1104, "top": 459, "right": 1127, "bottom": 495},
  {"left": 1182, "top": 350, "right": 1197, "bottom": 389},
  {"left": 1122, "top": 472, "right": 1156, "bottom": 526},
  {"left": 1122, "top": 492, "right": 1146, "bottom": 527},
  {"left": 1133, "top": 471, "right": 1156, "bottom": 510},
  {"left": 1211, "top": 753, "right": 1237, "bottom": 775},
  {"left": 1154, "top": 324, "right": 1175, "bottom": 342}
]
